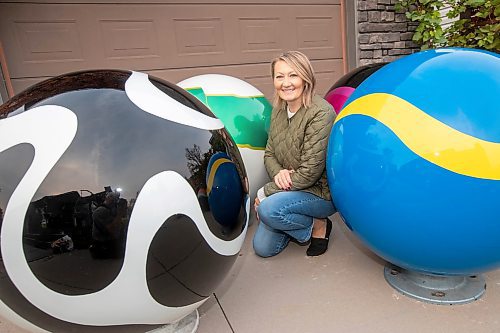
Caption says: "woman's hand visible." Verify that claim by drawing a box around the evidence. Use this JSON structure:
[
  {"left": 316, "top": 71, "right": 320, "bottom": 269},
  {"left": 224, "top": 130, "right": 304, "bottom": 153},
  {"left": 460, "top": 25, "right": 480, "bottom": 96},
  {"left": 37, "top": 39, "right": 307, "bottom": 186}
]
[{"left": 274, "top": 169, "right": 294, "bottom": 190}]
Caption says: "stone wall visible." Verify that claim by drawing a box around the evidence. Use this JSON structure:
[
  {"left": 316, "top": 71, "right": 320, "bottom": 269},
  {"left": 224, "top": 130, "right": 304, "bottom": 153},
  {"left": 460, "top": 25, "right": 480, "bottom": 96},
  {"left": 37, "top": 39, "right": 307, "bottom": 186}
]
[{"left": 357, "top": 0, "right": 420, "bottom": 65}]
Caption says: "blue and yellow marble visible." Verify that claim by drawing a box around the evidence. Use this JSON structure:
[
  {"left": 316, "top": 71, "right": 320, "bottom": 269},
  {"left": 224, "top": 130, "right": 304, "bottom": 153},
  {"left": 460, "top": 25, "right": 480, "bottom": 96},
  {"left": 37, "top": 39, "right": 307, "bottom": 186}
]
[{"left": 327, "top": 48, "right": 500, "bottom": 275}]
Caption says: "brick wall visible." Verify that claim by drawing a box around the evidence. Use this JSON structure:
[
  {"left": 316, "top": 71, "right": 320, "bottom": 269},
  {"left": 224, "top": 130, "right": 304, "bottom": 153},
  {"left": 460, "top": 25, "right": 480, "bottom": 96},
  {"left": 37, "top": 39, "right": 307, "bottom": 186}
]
[{"left": 357, "top": 0, "right": 420, "bottom": 65}]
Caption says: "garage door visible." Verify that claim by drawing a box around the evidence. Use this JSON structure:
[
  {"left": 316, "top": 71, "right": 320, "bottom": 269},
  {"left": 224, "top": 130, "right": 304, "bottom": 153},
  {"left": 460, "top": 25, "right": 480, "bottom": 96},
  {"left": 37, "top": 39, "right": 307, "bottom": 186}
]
[{"left": 0, "top": 0, "right": 345, "bottom": 99}]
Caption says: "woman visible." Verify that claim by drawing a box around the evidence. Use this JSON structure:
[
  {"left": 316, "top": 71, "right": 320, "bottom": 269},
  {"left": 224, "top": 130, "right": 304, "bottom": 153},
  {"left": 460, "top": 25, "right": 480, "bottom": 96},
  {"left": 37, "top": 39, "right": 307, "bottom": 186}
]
[{"left": 253, "top": 51, "right": 337, "bottom": 257}]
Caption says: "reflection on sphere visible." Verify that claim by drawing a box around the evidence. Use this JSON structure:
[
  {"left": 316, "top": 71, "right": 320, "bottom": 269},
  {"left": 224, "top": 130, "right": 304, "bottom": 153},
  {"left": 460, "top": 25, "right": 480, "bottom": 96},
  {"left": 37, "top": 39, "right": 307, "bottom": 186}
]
[{"left": 0, "top": 70, "right": 248, "bottom": 331}]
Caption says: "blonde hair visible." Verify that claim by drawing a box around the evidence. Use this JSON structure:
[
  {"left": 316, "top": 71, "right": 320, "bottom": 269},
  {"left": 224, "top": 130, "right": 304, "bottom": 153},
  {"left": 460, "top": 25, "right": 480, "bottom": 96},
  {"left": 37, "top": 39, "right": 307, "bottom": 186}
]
[{"left": 270, "top": 50, "right": 316, "bottom": 110}]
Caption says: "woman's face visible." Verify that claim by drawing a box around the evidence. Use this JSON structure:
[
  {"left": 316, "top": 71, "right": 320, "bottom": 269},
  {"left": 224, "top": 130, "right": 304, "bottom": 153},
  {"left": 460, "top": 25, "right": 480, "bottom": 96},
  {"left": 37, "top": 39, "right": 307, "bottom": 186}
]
[{"left": 273, "top": 60, "right": 304, "bottom": 107}]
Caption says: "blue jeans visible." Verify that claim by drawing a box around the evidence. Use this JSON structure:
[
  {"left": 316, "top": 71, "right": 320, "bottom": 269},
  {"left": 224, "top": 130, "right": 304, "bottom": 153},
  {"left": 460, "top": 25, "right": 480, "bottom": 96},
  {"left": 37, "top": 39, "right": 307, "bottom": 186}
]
[{"left": 253, "top": 191, "right": 336, "bottom": 257}]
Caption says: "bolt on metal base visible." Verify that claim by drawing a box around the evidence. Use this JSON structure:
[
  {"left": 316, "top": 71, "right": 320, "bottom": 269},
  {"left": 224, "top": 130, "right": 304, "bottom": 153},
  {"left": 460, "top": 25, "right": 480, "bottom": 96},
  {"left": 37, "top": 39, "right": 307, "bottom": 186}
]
[
  {"left": 146, "top": 310, "right": 199, "bottom": 333},
  {"left": 384, "top": 264, "right": 486, "bottom": 305}
]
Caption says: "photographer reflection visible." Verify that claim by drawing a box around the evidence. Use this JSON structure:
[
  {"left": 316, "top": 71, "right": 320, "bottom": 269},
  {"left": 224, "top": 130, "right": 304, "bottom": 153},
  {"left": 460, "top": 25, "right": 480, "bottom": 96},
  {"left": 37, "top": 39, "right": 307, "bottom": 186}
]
[{"left": 90, "top": 192, "right": 128, "bottom": 259}]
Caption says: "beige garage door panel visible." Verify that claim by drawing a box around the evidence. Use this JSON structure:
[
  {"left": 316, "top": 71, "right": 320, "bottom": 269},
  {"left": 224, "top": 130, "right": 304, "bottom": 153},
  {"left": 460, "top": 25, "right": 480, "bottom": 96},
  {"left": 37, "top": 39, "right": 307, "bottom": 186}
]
[
  {"left": 10, "top": 58, "right": 343, "bottom": 100},
  {"left": 1, "top": 1, "right": 345, "bottom": 97},
  {"left": 0, "top": 3, "right": 342, "bottom": 78}
]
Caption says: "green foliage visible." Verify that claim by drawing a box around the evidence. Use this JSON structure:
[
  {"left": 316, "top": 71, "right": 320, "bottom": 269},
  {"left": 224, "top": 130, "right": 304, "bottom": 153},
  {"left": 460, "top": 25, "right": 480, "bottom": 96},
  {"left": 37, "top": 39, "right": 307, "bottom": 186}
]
[
  {"left": 396, "top": 0, "right": 500, "bottom": 52},
  {"left": 396, "top": 0, "right": 447, "bottom": 49}
]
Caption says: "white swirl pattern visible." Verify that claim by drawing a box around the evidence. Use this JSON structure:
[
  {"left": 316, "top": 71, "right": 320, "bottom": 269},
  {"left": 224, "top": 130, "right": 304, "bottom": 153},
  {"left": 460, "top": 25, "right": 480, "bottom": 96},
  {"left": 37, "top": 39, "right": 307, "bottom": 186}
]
[
  {"left": 126, "top": 71, "right": 224, "bottom": 130},
  {"left": 0, "top": 103, "right": 248, "bottom": 324}
]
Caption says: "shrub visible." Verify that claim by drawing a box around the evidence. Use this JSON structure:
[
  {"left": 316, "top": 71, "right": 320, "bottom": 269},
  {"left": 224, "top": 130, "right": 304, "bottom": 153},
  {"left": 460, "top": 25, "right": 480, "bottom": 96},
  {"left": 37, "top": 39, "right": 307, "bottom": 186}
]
[{"left": 396, "top": 0, "right": 500, "bottom": 52}]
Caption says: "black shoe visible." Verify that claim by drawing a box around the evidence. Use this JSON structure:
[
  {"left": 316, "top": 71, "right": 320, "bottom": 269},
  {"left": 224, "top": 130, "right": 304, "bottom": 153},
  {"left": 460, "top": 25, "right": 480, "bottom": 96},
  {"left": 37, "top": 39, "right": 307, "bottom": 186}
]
[{"left": 306, "top": 218, "right": 333, "bottom": 256}]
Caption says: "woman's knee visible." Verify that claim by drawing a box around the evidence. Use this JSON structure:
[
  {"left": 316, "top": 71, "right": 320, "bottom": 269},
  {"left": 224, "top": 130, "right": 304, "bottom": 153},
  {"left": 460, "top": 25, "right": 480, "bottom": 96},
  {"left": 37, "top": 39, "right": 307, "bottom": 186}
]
[
  {"left": 252, "top": 236, "right": 276, "bottom": 258},
  {"left": 252, "top": 221, "right": 285, "bottom": 257}
]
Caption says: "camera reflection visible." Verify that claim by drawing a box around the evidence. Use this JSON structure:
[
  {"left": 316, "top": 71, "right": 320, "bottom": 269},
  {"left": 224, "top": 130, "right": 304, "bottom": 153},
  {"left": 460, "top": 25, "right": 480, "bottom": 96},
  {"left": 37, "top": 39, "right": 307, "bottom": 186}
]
[
  {"left": 90, "top": 193, "right": 128, "bottom": 259},
  {"left": 23, "top": 187, "right": 130, "bottom": 260}
]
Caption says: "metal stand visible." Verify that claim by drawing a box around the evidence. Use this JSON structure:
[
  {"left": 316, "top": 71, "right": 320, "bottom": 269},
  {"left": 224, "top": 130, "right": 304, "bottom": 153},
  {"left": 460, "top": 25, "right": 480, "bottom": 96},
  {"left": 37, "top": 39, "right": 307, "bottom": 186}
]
[
  {"left": 146, "top": 310, "right": 199, "bottom": 333},
  {"left": 384, "top": 264, "right": 486, "bottom": 305}
]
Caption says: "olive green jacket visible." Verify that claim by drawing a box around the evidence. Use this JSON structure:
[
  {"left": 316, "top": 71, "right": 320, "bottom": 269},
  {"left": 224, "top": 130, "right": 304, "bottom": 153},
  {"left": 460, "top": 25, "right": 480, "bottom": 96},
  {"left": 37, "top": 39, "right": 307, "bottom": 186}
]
[{"left": 263, "top": 95, "right": 336, "bottom": 200}]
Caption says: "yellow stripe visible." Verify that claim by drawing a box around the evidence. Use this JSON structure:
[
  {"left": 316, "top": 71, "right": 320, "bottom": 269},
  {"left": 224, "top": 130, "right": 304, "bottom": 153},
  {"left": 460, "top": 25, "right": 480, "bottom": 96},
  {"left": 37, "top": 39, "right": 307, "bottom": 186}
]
[
  {"left": 207, "top": 158, "right": 232, "bottom": 195},
  {"left": 337, "top": 93, "right": 500, "bottom": 180},
  {"left": 237, "top": 144, "right": 266, "bottom": 150}
]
